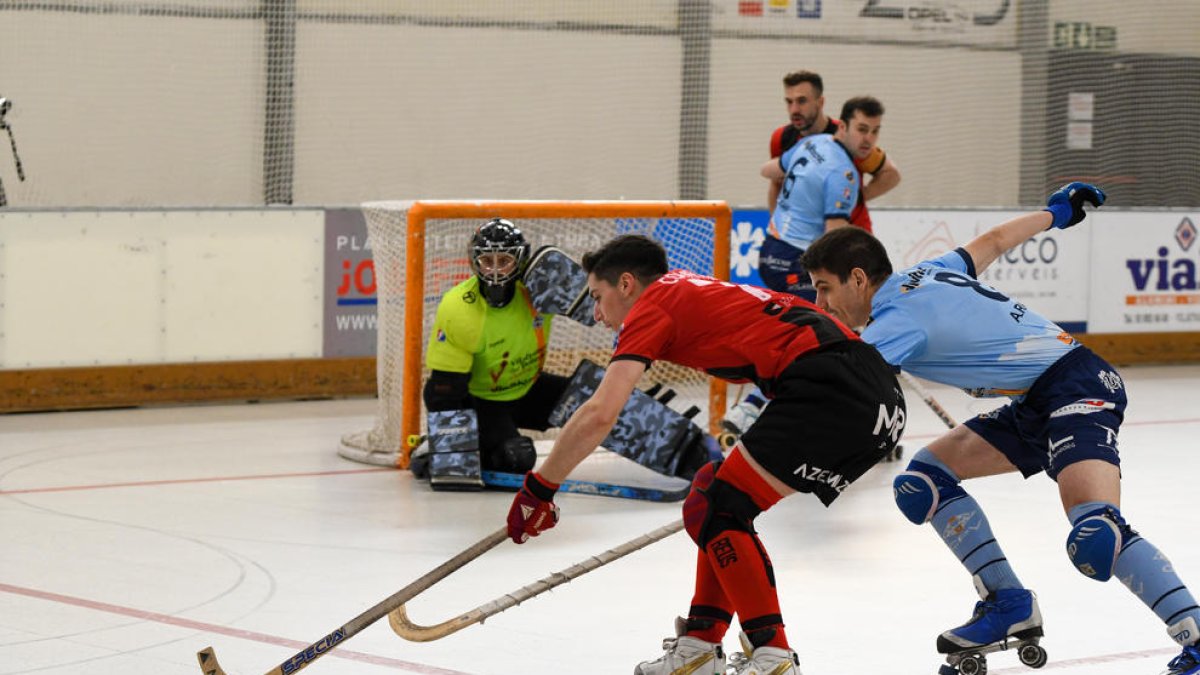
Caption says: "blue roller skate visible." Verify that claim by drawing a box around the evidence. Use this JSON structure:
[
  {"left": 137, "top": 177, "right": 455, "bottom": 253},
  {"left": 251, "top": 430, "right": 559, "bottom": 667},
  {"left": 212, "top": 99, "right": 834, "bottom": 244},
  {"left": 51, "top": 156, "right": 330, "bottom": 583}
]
[
  {"left": 937, "top": 588, "right": 1047, "bottom": 675},
  {"left": 1163, "top": 617, "right": 1200, "bottom": 675}
]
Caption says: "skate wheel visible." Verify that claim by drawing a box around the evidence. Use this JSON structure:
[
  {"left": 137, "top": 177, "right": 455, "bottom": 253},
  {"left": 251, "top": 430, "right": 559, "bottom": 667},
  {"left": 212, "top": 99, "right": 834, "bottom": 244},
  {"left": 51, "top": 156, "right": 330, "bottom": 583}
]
[
  {"left": 1018, "top": 644, "right": 1047, "bottom": 669},
  {"left": 717, "top": 432, "right": 738, "bottom": 452},
  {"left": 958, "top": 655, "right": 986, "bottom": 675}
]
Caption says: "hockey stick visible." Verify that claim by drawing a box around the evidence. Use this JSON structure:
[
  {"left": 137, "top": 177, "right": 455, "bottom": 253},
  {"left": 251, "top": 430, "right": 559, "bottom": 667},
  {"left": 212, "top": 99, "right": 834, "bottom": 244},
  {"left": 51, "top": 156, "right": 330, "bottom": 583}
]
[
  {"left": 389, "top": 519, "right": 685, "bottom": 642},
  {"left": 898, "top": 370, "right": 958, "bottom": 430},
  {"left": 482, "top": 470, "right": 690, "bottom": 502},
  {"left": 195, "top": 527, "right": 508, "bottom": 675}
]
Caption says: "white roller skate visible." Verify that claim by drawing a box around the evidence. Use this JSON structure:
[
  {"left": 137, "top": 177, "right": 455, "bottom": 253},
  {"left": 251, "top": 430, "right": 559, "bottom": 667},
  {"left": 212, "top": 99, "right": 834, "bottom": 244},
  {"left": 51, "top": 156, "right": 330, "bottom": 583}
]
[
  {"left": 717, "top": 400, "right": 765, "bottom": 452},
  {"left": 1163, "top": 617, "right": 1200, "bottom": 675},
  {"left": 633, "top": 617, "right": 725, "bottom": 675},
  {"left": 937, "top": 588, "right": 1047, "bottom": 675},
  {"left": 725, "top": 631, "right": 801, "bottom": 674}
]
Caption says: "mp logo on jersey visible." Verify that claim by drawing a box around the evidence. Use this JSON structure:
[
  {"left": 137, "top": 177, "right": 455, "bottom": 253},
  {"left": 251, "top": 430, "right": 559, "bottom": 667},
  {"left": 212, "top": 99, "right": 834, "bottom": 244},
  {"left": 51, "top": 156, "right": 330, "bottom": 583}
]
[{"left": 874, "top": 402, "right": 906, "bottom": 443}]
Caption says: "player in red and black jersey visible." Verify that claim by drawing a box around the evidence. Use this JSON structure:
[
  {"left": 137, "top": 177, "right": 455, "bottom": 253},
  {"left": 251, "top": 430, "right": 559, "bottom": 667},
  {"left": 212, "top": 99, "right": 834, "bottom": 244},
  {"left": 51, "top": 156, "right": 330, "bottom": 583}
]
[
  {"left": 767, "top": 70, "right": 901, "bottom": 232},
  {"left": 504, "top": 234, "right": 906, "bottom": 674}
]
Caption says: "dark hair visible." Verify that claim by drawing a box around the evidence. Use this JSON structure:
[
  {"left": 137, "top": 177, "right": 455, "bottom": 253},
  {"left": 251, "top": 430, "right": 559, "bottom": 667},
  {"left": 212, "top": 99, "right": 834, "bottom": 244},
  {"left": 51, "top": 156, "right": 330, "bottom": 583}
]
[
  {"left": 581, "top": 234, "right": 668, "bottom": 286},
  {"left": 782, "top": 70, "right": 823, "bottom": 95},
  {"left": 839, "top": 96, "right": 884, "bottom": 124},
  {"left": 799, "top": 227, "right": 893, "bottom": 285}
]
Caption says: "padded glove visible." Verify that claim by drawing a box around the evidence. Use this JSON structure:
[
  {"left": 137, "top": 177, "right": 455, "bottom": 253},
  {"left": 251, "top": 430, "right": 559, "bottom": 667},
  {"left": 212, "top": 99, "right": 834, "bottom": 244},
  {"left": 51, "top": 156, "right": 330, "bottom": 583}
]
[
  {"left": 506, "top": 471, "right": 560, "bottom": 544},
  {"left": 1044, "top": 182, "right": 1106, "bottom": 229}
]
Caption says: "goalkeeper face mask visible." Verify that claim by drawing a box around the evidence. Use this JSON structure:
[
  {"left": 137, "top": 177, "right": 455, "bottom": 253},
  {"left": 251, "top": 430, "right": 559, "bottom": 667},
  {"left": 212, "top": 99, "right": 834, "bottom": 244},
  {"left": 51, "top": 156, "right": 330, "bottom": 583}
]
[{"left": 469, "top": 218, "right": 531, "bottom": 308}]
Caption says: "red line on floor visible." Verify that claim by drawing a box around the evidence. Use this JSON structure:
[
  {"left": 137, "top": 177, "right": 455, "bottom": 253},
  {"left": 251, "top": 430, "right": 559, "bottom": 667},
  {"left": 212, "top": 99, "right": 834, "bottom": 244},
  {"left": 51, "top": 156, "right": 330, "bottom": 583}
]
[
  {"left": 0, "top": 582, "right": 467, "bottom": 674},
  {"left": 0, "top": 467, "right": 393, "bottom": 495}
]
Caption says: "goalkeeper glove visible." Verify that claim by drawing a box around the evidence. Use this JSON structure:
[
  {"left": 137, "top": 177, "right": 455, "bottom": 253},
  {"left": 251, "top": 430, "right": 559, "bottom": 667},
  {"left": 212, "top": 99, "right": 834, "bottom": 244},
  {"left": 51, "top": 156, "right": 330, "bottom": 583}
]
[{"left": 1044, "top": 182, "right": 1106, "bottom": 229}]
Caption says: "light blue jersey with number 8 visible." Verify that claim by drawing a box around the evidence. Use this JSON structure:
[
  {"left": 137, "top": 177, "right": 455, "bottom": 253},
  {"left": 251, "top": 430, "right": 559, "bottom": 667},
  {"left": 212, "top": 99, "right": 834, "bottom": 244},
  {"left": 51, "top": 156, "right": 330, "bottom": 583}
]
[{"left": 861, "top": 248, "right": 1078, "bottom": 399}]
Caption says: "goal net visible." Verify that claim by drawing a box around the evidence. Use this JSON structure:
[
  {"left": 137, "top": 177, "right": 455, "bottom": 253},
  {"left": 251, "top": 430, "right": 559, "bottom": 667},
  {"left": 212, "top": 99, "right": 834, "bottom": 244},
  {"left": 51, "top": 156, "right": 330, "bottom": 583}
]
[{"left": 339, "top": 200, "right": 732, "bottom": 468}]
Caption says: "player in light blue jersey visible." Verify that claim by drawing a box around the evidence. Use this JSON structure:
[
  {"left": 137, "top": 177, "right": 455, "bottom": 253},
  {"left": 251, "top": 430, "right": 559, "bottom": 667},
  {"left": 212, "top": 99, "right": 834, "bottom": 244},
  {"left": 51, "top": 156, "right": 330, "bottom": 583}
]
[
  {"left": 803, "top": 183, "right": 1200, "bottom": 675},
  {"left": 766, "top": 131, "right": 859, "bottom": 256}
]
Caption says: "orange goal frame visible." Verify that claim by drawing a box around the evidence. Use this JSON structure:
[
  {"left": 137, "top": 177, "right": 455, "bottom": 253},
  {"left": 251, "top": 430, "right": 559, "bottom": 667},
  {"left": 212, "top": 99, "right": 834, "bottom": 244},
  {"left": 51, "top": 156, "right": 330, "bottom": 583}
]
[{"left": 399, "top": 200, "right": 732, "bottom": 465}]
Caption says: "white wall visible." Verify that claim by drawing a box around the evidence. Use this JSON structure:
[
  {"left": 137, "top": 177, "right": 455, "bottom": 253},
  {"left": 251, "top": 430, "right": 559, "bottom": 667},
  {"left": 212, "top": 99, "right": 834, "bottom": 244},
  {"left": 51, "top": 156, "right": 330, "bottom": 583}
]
[{"left": 0, "top": 210, "right": 323, "bottom": 368}]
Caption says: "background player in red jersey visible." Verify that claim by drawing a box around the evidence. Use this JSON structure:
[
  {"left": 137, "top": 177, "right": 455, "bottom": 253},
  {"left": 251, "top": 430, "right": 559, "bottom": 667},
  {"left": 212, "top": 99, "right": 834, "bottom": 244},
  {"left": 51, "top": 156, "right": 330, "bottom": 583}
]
[
  {"left": 767, "top": 70, "right": 901, "bottom": 229},
  {"left": 504, "top": 234, "right": 906, "bottom": 674}
]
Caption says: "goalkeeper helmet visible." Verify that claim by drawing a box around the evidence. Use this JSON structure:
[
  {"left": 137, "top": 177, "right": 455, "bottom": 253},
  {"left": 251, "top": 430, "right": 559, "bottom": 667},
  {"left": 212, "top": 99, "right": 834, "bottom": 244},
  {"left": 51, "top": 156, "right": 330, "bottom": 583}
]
[{"left": 469, "top": 218, "right": 531, "bottom": 308}]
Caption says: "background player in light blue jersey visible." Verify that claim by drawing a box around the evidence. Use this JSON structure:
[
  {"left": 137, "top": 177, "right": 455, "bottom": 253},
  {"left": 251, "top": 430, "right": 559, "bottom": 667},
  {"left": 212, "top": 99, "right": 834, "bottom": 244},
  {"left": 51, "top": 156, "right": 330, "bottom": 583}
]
[
  {"left": 758, "top": 98, "right": 870, "bottom": 299},
  {"left": 802, "top": 183, "right": 1200, "bottom": 675}
]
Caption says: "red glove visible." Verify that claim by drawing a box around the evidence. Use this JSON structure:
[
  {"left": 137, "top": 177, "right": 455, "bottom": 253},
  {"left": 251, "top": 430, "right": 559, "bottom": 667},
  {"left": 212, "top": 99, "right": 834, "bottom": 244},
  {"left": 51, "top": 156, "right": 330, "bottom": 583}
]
[{"left": 507, "top": 472, "right": 560, "bottom": 544}]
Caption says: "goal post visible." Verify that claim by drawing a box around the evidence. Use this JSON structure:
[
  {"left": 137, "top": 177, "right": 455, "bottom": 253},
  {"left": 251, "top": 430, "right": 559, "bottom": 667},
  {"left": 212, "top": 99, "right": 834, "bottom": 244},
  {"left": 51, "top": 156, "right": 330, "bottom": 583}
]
[{"left": 339, "top": 199, "right": 732, "bottom": 469}]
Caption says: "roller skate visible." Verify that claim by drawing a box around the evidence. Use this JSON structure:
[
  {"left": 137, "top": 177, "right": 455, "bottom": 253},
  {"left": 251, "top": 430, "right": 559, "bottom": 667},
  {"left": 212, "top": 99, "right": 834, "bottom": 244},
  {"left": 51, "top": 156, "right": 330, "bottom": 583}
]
[
  {"left": 633, "top": 617, "right": 725, "bottom": 675},
  {"left": 725, "top": 631, "right": 801, "bottom": 674},
  {"left": 717, "top": 399, "right": 765, "bottom": 452},
  {"left": 937, "top": 588, "right": 1047, "bottom": 675},
  {"left": 1163, "top": 617, "right": 1200, "bottom": 674}
]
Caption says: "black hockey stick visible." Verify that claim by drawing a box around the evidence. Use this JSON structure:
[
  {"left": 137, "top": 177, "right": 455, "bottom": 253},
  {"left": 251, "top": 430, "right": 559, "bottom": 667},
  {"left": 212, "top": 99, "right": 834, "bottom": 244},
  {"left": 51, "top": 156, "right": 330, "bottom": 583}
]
[{"left": 482, "top": 470, "right": 690, "bottom": 502}]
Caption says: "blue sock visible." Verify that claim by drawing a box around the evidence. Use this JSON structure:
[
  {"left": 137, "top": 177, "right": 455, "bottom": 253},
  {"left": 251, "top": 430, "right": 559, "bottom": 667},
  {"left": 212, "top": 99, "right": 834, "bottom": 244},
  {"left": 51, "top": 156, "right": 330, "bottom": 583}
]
[
  {"left": 914, "top": 449, "right": 1024, "bottom": 596},
  {"left": 1069, "top": 502, "right": 1200, "bottom": 632}
]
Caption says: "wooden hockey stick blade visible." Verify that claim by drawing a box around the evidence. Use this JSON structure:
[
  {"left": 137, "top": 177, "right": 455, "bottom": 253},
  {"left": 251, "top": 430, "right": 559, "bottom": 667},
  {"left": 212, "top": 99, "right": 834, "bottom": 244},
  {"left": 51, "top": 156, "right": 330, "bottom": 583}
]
[
  {"left": 389, "top": 519, "right": 684, "bottom": 642},
  {"left": 194, "top": 527, "right": 507, "bottom": 675},
  {"left": 197, "top": 647, "right": 228, "bottom": 675},
  {"left": 898, "top": 370, "right": 958, "bottom": 430}
]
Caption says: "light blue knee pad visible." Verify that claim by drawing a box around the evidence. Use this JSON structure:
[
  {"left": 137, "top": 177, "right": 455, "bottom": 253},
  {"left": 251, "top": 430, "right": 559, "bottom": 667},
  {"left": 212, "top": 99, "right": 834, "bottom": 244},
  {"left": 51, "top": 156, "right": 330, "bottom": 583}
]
[
  {"left": 1066, "top": 502, "right": 1131, "bottom": 582},
  {"left": 893, "top": 449, "right": 965, "bottom": 525}
]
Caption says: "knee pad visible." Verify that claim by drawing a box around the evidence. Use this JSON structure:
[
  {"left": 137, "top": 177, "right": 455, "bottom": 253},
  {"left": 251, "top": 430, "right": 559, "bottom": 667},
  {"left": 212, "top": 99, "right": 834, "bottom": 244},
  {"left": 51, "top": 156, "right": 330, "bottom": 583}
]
[
  {"left": 893, "top": 454, "right": 965, "bottom": 525},
  {"left": 1066, "top": 504, "right": 1135, "bottom": 582},
  {"left": 683, "top": 470, "right": 761, "bottom": 548},
  {"left": 494, "top": 436, "right": 536, "bottom": 473},
  {"left": 683, "top": 461, "right": 720, "bottom": 545}
]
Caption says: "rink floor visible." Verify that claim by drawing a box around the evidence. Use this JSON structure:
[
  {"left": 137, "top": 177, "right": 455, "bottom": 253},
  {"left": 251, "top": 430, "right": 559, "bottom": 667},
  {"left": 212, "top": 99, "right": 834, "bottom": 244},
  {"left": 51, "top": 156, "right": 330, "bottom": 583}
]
[{"left": 2, "top": 365, "right": 1199, "bottom": 674}]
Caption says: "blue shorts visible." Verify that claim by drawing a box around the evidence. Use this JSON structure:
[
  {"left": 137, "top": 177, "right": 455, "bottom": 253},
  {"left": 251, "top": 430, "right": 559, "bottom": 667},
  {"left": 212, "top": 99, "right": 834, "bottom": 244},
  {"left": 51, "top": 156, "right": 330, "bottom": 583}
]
[
  {"left": 758, "top": 235, "right": 816, "bottom": 301},
  {"left": 963, "top": 346, "right": 1127, "bottom": 480}
]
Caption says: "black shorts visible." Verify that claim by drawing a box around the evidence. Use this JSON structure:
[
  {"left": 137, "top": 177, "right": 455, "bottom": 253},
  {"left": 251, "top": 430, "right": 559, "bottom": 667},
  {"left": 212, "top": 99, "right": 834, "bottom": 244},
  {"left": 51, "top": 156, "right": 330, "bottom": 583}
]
[
  {"left": 740, "top": 341, "right": 905, "bottom": 506},
  {"left": 473, "top": 372, "right": 570, "bottom": 453}
]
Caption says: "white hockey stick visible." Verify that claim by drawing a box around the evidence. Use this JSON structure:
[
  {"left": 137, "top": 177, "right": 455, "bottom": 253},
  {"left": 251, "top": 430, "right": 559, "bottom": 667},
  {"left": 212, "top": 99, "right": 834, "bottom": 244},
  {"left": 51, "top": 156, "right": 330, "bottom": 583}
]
[
  {"left": 196, "top": 527, "right": 508, "bottom": 675},
  {"left": 898, "top": 370, "right": 958, "bottom": 430},
  {"left": 389, "top": 519, "right": 685, "bottom": 642}
]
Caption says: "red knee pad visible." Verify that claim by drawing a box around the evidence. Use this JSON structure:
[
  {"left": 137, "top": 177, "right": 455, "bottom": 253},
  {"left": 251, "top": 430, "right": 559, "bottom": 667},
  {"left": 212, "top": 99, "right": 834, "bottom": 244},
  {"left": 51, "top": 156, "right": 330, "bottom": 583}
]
[{"left": 683, "top": 460, "right": 722, "bottom": 544}]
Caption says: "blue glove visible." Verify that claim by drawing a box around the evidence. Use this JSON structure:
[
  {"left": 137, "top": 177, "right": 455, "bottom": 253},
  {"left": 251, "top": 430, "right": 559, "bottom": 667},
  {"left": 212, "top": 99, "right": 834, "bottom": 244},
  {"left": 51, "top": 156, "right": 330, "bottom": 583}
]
[{"left": 1044, "top": 182, "right": 1106, "bottom": 229}]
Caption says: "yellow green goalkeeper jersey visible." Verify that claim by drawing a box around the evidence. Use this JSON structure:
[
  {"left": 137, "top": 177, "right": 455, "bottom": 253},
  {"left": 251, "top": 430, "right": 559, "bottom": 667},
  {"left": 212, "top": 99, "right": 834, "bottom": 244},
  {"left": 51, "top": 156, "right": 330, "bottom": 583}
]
[{"left": 425, "top": 276, "right": 553, "bottom": 402}]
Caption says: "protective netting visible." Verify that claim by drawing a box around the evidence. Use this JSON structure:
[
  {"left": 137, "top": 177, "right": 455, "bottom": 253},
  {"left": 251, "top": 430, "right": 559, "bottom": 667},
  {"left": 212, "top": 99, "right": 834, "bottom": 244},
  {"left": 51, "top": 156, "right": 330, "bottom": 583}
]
[
  {"left": 339, "top": 201, "right": 730, "bottom": 467},
  {"left": 2, "top": 2, "right": 1197, "bottom": 209}
]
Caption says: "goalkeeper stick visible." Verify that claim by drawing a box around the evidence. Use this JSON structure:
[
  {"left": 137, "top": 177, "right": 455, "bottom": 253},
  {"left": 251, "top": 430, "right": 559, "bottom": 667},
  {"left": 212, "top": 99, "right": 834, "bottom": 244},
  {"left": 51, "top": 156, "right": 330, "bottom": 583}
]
[
  {"left": 898, "top": 370, "right": 958, "bottom": 430},
  {"left": 389, "top": 519, "right": 684, "bottom": 642},
  {"left": 196, "top": 527, "right": 508, "bottom": 675}
]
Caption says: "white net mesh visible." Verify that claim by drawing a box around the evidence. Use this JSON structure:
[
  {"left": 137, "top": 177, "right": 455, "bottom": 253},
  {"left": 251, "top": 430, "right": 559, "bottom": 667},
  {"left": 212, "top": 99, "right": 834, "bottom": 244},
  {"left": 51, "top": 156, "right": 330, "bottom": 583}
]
[
  {"left": 338, "top": 201, "right": 729, "bottom": 467},
  {"left": 2, "top": 2, "right": 1197, "bottom": 209}
]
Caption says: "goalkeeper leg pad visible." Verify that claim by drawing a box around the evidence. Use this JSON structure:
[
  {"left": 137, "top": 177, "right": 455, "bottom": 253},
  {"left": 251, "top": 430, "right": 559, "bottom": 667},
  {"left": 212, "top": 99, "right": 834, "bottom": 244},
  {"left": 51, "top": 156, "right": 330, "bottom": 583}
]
[
  {"left": 427, "top": 408, "right": 484, "bottom": 491},
  {"left": 522, "top": 246, "right": 596, "bottom": 326},
  {"left": 550, "top": 359, "right": 706, "bottom": 477}
]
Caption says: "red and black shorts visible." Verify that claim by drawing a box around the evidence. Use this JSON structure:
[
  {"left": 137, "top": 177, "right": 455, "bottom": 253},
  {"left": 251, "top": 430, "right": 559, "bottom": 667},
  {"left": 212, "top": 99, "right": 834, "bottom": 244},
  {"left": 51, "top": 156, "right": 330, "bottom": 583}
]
[{"left": 740, "top": 341, "right": 905, "bottom": 506}]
